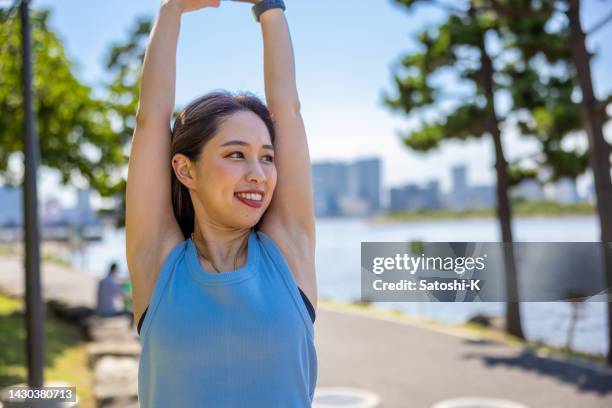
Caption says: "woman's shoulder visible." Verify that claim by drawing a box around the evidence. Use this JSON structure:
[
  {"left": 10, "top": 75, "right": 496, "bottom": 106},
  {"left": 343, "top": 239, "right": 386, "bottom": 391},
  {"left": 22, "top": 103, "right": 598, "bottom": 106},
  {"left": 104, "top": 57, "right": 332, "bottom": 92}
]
[
  {"left": 254, "top": 228, "right": 317, "bottom": 311},
  {"left": 129, "top": 236, "right": 189, "bottom": 327}
]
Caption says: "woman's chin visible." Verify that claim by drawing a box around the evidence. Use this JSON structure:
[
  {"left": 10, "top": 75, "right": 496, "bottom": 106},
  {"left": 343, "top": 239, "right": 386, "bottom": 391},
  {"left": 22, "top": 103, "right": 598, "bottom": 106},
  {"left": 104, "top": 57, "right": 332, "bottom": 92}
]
[{"left": 227, "top": 214, "right": 262, "bottom": 230}]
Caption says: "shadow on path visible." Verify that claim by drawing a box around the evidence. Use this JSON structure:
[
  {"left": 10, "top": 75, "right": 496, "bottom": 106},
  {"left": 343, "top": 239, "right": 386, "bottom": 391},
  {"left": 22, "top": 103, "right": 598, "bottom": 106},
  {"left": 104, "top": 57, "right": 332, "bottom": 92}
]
[{"left": 463, "top": 347, "right": 612, "bottom": 395}]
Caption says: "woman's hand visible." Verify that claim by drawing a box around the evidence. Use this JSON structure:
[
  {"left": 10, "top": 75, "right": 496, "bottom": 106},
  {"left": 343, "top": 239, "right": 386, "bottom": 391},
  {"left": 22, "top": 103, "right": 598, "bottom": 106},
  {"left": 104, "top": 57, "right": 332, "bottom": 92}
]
[
  {"left": 162, "top": 0, "right": 221, "bottom": 13},
  {"left": 228, "top": 0, "right": 262, "bottom": 4}
]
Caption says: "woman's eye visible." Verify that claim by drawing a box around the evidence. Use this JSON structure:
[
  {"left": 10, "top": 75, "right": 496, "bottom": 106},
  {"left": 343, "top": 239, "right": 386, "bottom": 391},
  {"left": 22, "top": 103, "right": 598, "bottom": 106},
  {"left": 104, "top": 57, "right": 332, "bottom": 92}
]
[
  {"left": 263, "top": 155, "right": 274, "bottom": 163},
  {"left": 228, "top": 152, "right": 244, "bottom": 159}
]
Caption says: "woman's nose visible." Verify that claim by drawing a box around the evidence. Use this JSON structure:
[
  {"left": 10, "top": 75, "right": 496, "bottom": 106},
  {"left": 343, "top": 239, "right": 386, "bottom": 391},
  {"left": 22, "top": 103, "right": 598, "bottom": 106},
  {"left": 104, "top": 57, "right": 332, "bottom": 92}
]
[{"left": 247, "top": 161, "right": 266, "bottom": 183}]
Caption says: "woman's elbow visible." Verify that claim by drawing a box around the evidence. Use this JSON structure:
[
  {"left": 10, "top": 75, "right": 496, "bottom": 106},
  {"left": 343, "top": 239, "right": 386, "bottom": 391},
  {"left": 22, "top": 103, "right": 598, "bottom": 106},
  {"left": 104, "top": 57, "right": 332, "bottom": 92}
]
[
  {"left": 291, "top": 99, "right": 301, "bottom": 114},
  {"left": 269, "top": 98, "right": 301, "bottom": 116}
]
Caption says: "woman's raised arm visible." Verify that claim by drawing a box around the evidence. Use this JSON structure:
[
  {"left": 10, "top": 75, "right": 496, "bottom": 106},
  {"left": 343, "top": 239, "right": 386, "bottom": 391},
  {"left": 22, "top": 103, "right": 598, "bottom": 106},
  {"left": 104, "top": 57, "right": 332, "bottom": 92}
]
[
  {"left": 125, "top": 0, "right": 219, "bottom": 320},
  {"left": 256, "top": 6, "right": 318, "bottom": 307},
  {"left": 258, "top": 8, "right": 315, "bottom": 238}
]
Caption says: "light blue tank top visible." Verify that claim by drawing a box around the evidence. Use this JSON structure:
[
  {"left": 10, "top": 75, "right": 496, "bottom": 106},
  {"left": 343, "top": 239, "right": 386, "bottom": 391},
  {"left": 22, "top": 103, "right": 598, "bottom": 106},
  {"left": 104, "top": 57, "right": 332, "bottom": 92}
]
[{"left": 137, "top": 229, "right": 317, "bottom": 407}]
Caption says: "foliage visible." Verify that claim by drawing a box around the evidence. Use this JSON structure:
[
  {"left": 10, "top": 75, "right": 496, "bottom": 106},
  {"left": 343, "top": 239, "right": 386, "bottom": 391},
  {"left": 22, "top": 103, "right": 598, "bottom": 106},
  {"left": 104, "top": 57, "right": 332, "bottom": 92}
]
[
  {"left": 104, "top": 17, "right": 151, "bottom": 144},
  {"left": 0, "top": 8, "right": 153, "bottom": 226},
  {"left": 385, "top": 0, "right": 600, "bottom": 184},
  {"left": 384, "top": 2, "right": 507, "bottom": 166},
  {"left": 500, "top": 0, "right": 595, "bottom": 181},
  {"left": 0, "top": 9, "right": 125, "bottom": 197}
]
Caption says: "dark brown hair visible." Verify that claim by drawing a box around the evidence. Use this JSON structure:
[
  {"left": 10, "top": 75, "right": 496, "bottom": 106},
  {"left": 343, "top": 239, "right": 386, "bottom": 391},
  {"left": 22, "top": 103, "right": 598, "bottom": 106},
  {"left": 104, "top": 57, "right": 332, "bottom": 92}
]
[{"left": 171, "top": 91, "right": 276, "bottom": 239}]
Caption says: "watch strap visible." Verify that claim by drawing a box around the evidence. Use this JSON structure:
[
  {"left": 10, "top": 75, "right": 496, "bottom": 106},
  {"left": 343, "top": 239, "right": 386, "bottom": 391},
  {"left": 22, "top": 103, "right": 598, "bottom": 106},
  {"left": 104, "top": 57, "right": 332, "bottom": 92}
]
[{"left": 252, "top": 0, "right": 286, "bottom": 22}]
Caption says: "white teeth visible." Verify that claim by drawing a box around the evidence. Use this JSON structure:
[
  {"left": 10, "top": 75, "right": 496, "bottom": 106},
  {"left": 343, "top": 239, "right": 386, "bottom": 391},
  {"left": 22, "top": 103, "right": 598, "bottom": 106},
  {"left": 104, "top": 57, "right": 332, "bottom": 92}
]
[{"left": 237, "top": 192, "right": 262, "bottom": 201}]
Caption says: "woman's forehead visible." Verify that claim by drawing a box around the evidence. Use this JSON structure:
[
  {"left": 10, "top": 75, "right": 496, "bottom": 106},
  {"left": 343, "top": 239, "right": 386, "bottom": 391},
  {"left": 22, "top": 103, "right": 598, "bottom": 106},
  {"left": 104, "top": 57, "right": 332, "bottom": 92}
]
[{"left": 214, "top": 111, "right": 272, "bottom": 147}]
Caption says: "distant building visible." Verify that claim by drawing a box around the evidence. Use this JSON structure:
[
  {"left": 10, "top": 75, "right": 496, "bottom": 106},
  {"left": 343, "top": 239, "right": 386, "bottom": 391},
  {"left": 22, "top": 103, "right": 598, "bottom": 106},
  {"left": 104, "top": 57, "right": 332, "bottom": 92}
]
[
  {"left": 0, "top": 186, "right": 98, "bottom": 227},
  {"left": 312, "top": 157, "right": 382, "bottom": 217},
  {"left": 554, "top": 177, "right": 581, "bottom": 204},
  {"left": 312, "top": 162, "right": 348, "bottom": 217},
  {"left": 446, "top": 164, "right": 496, "bottom": 210},
  {"left": 351, "top": 158, "right": 381, "bottom": 212},
  {"left": 512, "top": 179, "right": 545, "bottom": 201},
  {"left": 0, "top": 186, "right": 22, "bottom": 227},
  {"left": 74, "top": 189, "right": 97, "bottom": 225},
  {"left": 390, "top": 180, "right": 441, "bottom": 211},
  {"left": 450, "top": 164, "right": 469, "bottom": 210},
  {"left": 43, "top": 197, "right": 64, "bottom": 223},
  {"left": 585, "top": 180, "right": 596, "bottom": 204},
  {"left": 469, "top": 185, "right": 496, "bottom": 209}
]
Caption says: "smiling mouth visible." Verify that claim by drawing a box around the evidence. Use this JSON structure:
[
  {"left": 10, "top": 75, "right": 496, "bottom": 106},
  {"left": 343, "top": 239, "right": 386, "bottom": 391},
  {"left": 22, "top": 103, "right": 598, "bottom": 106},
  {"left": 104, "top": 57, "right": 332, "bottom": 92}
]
[{"left": 234, "top": 192, "right": 264, "bottom": 208}]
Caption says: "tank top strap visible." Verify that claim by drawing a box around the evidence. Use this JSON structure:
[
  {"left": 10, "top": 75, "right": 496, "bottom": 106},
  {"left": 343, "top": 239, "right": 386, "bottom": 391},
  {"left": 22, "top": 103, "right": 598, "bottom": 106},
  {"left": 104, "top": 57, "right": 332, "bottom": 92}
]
[
  {"left": 255, "top": 230, "right": 314, "bottom": 340},
  {"left": 139, "top": 240, "right": 188, "bottom": 340}
]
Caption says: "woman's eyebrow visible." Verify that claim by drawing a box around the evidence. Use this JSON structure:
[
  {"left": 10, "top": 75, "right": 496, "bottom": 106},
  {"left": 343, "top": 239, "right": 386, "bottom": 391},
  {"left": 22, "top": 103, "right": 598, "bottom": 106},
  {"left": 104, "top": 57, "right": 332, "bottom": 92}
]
[{"left": 220, "top": 140, "right": 274, "bottom": 151}]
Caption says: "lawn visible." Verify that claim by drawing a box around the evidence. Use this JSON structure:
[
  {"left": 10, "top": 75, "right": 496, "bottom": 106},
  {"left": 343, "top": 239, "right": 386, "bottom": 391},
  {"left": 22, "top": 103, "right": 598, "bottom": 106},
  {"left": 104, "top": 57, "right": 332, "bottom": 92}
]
[
  {"left": 0, "top": 293, "right": 94, "bottom": 407},
  {"left": 377, "top": 200, "right": 596, "bottom": 222}
]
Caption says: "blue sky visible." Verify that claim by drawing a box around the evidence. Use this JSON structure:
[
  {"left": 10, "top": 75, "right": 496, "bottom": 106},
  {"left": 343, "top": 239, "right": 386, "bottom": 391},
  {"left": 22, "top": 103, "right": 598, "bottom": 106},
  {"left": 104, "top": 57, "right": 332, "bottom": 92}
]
[{"left": 7, "top": 0, "right": 612, "bottom": 207}]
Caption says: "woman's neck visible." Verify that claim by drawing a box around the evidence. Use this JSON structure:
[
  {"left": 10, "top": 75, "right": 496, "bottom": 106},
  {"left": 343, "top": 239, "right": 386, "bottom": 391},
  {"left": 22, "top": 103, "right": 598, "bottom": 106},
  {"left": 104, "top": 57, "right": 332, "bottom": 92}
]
[{"left": 191, "top": 224, "right": 252, "bottom": 272}]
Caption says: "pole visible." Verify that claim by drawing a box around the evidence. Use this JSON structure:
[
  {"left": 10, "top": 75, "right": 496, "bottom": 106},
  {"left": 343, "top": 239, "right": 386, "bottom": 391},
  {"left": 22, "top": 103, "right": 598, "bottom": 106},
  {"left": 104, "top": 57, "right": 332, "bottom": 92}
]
[{"left": 20, "top": 0, "right": 45, "bottom": 387}]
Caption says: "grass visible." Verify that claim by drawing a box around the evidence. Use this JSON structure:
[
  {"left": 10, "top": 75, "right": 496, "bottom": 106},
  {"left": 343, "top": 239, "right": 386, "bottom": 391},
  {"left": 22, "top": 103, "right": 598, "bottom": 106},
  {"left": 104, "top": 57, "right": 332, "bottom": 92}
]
[
  {"left": 375, "top": 200, "right": 596, "bottom": 222},
  {"left": 0, "top": 244, "right": 71, "bottom": 267},
  {"left": 460, "top": 321, "right": 606, "bottom": 364},
  {"left": 319, "top": 297, "right": 607, "bottom": 365},
  {"left": 0, "top": 293, "right": 94, "bottom": 407}
]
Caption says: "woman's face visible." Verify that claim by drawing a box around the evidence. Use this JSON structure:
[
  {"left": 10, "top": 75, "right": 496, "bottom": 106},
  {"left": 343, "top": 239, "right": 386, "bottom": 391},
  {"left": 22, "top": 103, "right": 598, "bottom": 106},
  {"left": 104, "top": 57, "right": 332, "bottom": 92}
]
[{"left": 189, "top": 110, "right": 277, "bottom": 229}]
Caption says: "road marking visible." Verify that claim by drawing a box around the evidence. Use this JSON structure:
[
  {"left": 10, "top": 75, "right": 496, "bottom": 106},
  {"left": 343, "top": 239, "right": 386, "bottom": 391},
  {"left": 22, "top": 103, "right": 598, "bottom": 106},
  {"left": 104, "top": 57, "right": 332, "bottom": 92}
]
[
  {"left": 432, "top": 397, "right": 528, "bottom": 408},
  {"left": 313, "top": 387, "right": 381, "bottom": 408}
]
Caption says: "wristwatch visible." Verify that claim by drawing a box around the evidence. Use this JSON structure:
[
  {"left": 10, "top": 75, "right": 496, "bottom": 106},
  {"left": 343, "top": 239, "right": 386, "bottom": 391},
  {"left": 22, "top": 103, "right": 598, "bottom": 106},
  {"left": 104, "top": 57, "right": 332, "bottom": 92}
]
[{"left": 252, "top": 0, "right": 286, "bottom": 22}]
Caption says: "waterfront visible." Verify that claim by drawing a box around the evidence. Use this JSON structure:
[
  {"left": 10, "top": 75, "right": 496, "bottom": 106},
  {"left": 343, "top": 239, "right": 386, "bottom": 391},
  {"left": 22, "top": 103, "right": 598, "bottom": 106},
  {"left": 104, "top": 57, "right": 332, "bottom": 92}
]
[{"left": 66, "top": 215, "right": 608, "bottom": 356}]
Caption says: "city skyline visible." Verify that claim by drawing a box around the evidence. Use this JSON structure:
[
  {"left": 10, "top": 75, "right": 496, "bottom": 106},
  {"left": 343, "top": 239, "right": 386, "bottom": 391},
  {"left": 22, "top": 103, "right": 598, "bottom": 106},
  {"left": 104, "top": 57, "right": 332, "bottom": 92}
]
[
  {"left": 0, "top": 158, "right": 595, "bottom": 227},
  {"left": 8, "top": 155, "right": 597, "bottom": 211}
]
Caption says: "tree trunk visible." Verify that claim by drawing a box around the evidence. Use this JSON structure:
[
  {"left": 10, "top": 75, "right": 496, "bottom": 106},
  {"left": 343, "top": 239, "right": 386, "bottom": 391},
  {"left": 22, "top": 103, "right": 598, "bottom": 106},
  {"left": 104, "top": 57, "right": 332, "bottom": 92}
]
[
  {"left": 479, "top": 38, "right": 525, "bottom": 339},
  {"left": 567, "top": 0, "right": 612, "bottom": 366}
]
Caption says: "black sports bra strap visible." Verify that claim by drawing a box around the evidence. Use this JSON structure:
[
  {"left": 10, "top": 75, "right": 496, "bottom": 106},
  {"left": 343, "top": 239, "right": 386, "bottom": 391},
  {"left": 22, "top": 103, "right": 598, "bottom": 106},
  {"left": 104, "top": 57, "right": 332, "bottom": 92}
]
[{"left": 137, "top": 286, "right": 316, "bottom": 336}]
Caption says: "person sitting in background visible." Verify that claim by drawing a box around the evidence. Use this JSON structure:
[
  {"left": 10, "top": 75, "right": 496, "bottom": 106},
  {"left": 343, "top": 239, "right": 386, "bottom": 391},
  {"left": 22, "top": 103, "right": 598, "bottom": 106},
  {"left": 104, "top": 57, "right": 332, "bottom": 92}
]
[{"left": 96, "top": 262, "right": 134, "bottom": 327}]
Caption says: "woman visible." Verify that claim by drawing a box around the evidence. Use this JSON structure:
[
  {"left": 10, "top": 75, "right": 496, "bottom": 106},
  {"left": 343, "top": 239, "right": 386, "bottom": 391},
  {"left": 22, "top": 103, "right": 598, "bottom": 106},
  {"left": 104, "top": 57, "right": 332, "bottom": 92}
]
[{"left": 125, "top": 0, "right": 317, "bottom": 406}]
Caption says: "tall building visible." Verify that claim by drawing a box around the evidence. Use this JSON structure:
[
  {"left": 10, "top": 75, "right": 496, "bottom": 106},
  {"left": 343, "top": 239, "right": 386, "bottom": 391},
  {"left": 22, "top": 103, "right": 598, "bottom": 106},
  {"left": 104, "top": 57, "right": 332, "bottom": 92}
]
[
  {"left": 312, "top": 162, "right": 349, "bottom": 217},
  {"left": 350, "top": 158, "right": 381, "bottom": 212},
  {"left": 450, "top": 164, "right": 469, "bottom": 209},
  {"left": 311, "top": 157, "right": 382, "bottom": 217}
]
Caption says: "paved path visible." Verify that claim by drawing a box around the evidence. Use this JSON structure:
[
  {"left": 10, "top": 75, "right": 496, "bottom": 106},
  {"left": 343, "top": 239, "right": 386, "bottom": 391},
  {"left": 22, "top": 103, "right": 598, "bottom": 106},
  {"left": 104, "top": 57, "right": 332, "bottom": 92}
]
[
  {"left": 0, "top": 255, "right": 97, "bottom": 308},
  {"left": 314, "top": 304, "right": 612, "bottom": 408},
  {"left": 2, "top": 255, "right": 612, "bottom": 408}
]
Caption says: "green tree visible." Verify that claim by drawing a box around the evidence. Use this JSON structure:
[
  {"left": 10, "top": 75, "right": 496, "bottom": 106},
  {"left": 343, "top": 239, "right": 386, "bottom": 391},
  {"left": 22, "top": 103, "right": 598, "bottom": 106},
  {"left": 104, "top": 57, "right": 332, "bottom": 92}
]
[
  {"left": 0, "top": 8, "right": 125, "bottom": 197},
  {"left": 500, "top": 3, "right": 587, "bottom": 183},
  {"left": 565, "top": 0, "right": 612, "bottom": 365},
  {"left": 385, "top": 0, "right": 526, "bottom": 338},
  {"left": 501, "top": 0, "right": 612, "bottom": 365}
]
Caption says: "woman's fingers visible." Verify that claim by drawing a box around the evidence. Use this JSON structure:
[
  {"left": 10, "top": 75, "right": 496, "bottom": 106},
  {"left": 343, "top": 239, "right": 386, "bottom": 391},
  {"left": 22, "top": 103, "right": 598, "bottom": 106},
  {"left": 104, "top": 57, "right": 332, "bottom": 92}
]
[{"left": 168, "top": 0, "right": 221, "bottom": 13}]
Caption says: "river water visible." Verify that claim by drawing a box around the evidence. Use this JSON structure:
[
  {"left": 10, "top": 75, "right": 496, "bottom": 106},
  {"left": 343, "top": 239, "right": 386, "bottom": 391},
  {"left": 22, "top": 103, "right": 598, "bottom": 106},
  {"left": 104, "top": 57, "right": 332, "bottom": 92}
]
[{"left": 71, "top": 215, "right": 608, "bottom": 356}]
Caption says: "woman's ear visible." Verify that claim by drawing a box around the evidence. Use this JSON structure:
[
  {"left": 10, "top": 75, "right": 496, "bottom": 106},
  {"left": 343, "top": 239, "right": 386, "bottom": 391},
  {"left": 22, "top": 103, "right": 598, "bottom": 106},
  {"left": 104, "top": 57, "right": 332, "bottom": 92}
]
[{"left": 172, "top": 154, "right": 196, "bottom": 189}]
